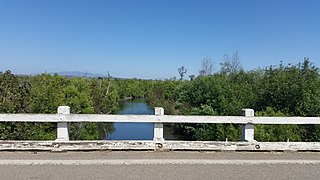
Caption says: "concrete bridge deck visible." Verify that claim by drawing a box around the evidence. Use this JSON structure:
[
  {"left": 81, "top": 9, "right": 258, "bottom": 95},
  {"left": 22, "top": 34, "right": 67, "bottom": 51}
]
[{"left": 1, "top": 151, "right": 320, "bottom": 180}]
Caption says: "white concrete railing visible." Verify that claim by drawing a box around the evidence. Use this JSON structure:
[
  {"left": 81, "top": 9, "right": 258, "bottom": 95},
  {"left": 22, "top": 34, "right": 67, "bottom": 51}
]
[{"left": 1, "top": 106, "right": 320, "bottom": 151}]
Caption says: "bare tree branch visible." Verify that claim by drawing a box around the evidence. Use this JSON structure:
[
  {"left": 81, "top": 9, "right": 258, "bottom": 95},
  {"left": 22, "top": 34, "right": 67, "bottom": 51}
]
[
  {"left": 220, "top": 51, "right": 242, "bottom": 74},
  {"left": 105, "top": 71, "right": 111, "bottom": 97},
  {"left": 199, "top": 57, "right": 214, "bottom": 76}
]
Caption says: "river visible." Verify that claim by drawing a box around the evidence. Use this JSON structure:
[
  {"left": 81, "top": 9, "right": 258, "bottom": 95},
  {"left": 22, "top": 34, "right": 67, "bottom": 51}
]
[{"left": 106, "top": 100, "right": 178, "bottom": 140}]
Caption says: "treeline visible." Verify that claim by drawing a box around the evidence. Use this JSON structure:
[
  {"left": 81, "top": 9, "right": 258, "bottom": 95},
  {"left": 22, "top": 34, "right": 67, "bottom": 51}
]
[
  {"left": 147, "top": 59, "right": 320, "bottom": 142},
  {"left": 0, "top": 72, "right": 151, "bottom": 140}
]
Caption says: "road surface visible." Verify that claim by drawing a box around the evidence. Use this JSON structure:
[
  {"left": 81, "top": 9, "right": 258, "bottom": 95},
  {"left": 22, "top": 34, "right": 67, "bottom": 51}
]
[{"left": 1, "top": 151, "right": 320, "bottom": 180}]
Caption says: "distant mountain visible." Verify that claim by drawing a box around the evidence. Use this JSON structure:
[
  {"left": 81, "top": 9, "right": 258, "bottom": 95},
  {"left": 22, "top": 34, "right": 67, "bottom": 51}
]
[
  {"left": 26, "top": 71, "right": 148, "bottom": 80},
  {"left": 52, "top": 71, "right": 107, "bottom": 78}
]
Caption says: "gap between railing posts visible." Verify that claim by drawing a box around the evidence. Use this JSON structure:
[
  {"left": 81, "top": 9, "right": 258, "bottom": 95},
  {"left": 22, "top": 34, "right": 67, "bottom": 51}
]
[{"left": 55, "top": 106, "right": 166, "bottom": 142}]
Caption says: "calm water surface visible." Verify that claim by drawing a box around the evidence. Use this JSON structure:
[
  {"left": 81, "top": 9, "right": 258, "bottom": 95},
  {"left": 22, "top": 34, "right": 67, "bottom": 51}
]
[
  {"left": 107, "top": 100, "right": 178, "bottom": 140},
  {"left": 107, "top": 100, "right": 154, "bottom": 140}
]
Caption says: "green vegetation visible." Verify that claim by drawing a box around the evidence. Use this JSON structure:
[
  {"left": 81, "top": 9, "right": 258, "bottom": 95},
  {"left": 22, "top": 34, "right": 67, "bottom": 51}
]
[
  {"left": 0, "top": 71, "right": 151, "bottom": 140},
  {"left": 147, "top": 58, "right": 320, "bottom": 142},
  {"left": 1, "top": 58, "right": 320, "bottom": 141}
]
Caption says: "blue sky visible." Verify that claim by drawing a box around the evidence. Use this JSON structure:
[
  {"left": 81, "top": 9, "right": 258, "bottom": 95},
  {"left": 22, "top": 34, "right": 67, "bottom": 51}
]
[{"left": 0, "top": 0, "right": 319, "bottom": 79}]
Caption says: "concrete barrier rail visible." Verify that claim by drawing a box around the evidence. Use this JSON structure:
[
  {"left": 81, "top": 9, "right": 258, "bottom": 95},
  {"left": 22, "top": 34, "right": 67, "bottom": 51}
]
[{"left": 0, "top": 106, "right": 320, "bottom": 151}]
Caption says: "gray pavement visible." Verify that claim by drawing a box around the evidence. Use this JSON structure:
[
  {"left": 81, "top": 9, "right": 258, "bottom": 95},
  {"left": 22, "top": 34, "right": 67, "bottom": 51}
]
[{"left": 1, "top": 151, "right": 320, "bottom": 180}]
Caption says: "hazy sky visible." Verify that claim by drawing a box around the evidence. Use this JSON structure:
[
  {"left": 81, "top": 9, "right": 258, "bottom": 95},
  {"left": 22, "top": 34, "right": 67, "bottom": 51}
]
[{"left": 0, "top": 0, "right": 319, "bottom": 79}]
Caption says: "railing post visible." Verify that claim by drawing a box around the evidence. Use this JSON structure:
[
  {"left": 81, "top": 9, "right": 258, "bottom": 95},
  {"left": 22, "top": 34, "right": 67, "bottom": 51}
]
[
  {"left": 241, "top": 108, "right": 255, "bottom": 142},
  {"left": 56, "top": 106, "right": 70, "bottom": 141},
  {"left": 153, "top": 107, "right": 164, "bottom": 141}
]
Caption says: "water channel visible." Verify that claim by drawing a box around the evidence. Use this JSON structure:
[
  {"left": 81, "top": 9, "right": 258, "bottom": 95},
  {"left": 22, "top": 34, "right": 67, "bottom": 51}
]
[{"left": 106, "top": 100, "right": 178, "bottom": 140}]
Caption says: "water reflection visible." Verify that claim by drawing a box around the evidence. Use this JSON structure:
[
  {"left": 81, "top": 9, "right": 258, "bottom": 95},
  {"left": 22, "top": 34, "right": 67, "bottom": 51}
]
[
  {"left": 105, "top": 100, "right": 183, "bottom": 140},
  {"left": 107, "top": 100, "right": 154, "bottom": 140}
]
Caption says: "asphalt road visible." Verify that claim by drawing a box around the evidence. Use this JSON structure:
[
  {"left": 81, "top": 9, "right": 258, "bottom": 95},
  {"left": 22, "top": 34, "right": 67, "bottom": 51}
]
[{"left": 1, "top": 151, "right": 320, "bottom": 180}]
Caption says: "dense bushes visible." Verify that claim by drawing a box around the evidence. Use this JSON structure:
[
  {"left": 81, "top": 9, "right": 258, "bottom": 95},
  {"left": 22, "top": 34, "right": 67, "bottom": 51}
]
[
  {"left": 147, "top": 59, "right": 320, "bottom": 141},
  {"left": 0, "top": 72, "right": 149, "bottom": 140}
]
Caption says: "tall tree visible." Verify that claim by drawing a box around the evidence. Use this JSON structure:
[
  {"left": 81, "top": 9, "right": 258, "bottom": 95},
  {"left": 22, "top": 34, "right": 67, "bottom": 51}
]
[{"left": 178, "top": 66, "right": 187, "bottom": 80}]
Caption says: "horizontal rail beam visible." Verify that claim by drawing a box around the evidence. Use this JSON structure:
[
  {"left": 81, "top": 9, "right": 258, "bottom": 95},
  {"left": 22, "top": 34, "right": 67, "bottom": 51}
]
[
  {"left": 1, "top": 140, "right": 320, "bottom": 151},
  {"left": 0, "top": 114, "right": 320, "bottom": 124}
]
